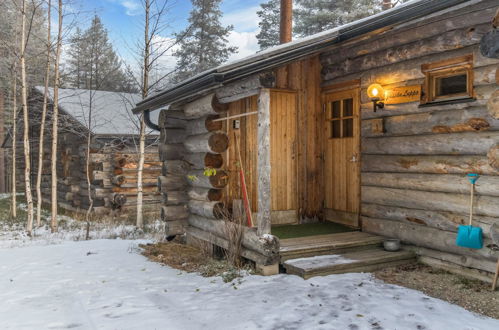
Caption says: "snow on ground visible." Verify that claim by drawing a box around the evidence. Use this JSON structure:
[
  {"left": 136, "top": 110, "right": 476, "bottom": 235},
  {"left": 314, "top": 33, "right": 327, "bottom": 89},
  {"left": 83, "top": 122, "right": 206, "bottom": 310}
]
[{"left": 1, "top": 239, "right": 498, "bottom": 330}]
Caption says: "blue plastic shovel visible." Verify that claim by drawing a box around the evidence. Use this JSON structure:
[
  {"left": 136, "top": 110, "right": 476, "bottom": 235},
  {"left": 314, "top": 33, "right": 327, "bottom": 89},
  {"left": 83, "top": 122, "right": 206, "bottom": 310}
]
[{"left": 456, "top": 173, "right": 483, "bottom": 249}]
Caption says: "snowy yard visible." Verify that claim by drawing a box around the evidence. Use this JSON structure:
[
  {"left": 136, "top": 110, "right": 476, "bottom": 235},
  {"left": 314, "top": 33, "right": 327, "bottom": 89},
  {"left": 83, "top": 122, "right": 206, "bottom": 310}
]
[{"left": 1, "top": 239, "right": 499, "bottom": 330}]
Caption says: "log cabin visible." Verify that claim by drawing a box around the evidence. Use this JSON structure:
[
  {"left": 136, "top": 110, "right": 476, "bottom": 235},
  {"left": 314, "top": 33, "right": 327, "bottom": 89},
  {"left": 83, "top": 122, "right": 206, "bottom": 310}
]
[
  {"left": 3, "top": 87, "right": 161, "bottom": 218},
  {"left": 132, "top": 0, "right": 499, "bottom": 278}
]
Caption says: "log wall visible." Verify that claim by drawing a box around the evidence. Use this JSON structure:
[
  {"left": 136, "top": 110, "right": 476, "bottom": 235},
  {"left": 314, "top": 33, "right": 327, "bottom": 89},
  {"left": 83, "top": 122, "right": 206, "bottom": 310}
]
[{"left": 320, "top": 0, "right": 499, "bottom": 275}]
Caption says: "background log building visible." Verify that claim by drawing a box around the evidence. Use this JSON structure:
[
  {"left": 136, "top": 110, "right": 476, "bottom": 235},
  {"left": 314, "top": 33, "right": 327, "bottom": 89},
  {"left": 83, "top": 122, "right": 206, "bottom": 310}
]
[
  {"left": 134, "top": 0, "right": 499, "bottom": 277},
  {"left": 3, "top": 87, "right": 160, "bottom": 217}
]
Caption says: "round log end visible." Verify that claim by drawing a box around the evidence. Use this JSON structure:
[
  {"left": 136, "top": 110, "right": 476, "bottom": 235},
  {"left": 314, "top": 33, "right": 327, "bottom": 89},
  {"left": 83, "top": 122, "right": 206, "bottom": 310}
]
[
  {"left": 487, "top": 90, "right": 499, "bottom": 119},
  {"left": 488, "top": 144, "right": 499, "bottom": 170},
  {"left": 112, "top": 193, "right": 127, "bottom": 206},
  {"left": 208, "top": 132, "right": 229, "bottom": 153},
  {"left": 205, "top": 153, "right": 224, "bottom": 168},
  {"left": 209, "top": 170, "right": 229, "bottom": 189},
  {"left": 206, "top": 115, "right": 223, "bottom": 132},
  {"left": 207, "top": 189, "right": 223, "bottom": 201},
  {"left": 212, "top": 95, "right": 228, "bottom": 113}
]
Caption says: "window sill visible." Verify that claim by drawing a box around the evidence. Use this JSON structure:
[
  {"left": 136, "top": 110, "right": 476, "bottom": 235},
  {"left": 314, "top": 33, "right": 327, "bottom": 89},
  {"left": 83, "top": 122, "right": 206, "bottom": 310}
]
[{"left": 419, "top": 97, "right": 476, "bottom": 108}]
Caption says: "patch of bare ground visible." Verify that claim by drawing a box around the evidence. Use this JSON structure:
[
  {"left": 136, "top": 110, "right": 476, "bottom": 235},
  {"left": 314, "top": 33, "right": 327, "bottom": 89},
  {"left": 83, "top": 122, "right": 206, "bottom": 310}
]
[
  {"left": 140, "top": 240, "right": 253, "bottom": 282},
  {"left": 374, "top": 263, "right": 499, "bottom": 319}
]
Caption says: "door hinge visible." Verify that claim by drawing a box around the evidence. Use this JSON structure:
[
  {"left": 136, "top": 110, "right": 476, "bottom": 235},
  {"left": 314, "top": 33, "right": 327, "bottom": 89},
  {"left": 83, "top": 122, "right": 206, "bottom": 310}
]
[{"left": 322, "top": 104, "right": 326, "bottom": 113}]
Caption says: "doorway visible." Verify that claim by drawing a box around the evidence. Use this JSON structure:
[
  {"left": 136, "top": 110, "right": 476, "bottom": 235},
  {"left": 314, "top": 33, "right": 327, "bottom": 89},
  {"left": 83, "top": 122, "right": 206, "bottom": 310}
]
[{"left": 322, "top": 88, "right": 361, "bottom": 228}]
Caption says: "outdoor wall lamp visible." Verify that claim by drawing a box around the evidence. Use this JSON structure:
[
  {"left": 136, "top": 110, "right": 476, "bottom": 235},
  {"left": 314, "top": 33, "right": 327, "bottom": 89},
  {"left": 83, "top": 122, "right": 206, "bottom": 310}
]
[{"left": 367, "top": 83, "right": 385, "bottom": 112}]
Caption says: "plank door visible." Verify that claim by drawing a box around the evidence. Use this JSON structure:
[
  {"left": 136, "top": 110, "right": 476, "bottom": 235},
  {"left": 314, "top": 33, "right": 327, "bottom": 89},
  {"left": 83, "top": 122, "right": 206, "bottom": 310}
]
[
  {"left": 323, "top": 88, "right": 360, "bottom": 228},
  {"left": 270, "top": 90, "right": 298, "bottom": 224}
]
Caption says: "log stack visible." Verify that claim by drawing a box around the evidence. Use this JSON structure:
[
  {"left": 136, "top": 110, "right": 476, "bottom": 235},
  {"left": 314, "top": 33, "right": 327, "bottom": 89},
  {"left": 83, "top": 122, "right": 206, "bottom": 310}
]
[{"left": 157, "top": 95, "right": 230, "bottom": 236}]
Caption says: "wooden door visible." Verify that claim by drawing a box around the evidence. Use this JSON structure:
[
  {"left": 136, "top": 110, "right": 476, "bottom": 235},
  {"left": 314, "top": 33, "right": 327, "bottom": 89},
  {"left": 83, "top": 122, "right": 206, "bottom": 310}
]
[
  {"left": 270, "top": 90, "right": 298, "bottom": 224},
  {"left": 323, "top": 88, "right": 360, "bottom": 227}
]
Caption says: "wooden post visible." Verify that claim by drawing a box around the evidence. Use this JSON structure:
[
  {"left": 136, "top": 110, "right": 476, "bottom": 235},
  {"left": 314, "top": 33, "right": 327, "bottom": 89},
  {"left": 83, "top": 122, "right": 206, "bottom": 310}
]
[{"left": 257, "top": 89, "right": 271, "bottom": 236}]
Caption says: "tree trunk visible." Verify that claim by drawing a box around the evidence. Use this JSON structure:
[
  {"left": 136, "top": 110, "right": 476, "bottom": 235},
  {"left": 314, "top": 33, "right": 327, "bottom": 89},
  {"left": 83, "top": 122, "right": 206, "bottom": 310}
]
[
  {"left": 10, "top": 61, "right": 17, "bottom": 219},
  {"left": 51, "top": 0, "right": 63, "bottom": 233},
  {"left": 36, "top": 0, "right": 51, "bottom": 227},
  {"left": 137, "top": 0, "right": 150, "bottom": 230},
  {"left": 20, "top": 0, "right": 34, "bottom": 235}
]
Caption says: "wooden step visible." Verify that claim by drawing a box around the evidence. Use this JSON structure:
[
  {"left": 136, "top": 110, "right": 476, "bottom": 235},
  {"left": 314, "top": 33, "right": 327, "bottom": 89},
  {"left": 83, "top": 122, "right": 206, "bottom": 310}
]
[
  {"left": 283, "top": 248, "right": 415, "bottom": 279},
  {"left": 279, "top": 232, "right": 384, "bottom": 261}
]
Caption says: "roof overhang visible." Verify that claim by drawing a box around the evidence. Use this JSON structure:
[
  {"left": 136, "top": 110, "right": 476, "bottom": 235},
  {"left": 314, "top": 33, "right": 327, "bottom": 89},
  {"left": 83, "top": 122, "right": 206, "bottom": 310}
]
[{"left": 132, "top": 0, "right": 472, "bottom": 114}]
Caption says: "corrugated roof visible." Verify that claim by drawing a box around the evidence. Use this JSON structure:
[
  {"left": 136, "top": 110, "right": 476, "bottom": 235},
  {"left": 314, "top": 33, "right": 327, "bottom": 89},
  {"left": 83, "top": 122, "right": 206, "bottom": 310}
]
[
  {"left": 36, "top": 87, "right": 159, "bottom": 135},
  {"left": 133, "top": 0, "right": 473, "bottom": 113}
]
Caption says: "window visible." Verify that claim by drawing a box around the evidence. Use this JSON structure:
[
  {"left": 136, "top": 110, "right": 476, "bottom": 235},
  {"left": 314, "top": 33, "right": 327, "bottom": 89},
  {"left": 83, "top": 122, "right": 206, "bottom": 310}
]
[
  {"left": 421, "top": 55, "right": 474, "bottom": 104},
  {"left": 328, "top": 98, "right": 354, "bottom": 139}
]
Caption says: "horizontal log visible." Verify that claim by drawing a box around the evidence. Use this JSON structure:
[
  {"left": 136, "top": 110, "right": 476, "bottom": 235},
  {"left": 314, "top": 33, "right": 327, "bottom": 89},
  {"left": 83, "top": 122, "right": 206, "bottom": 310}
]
[
  {"left": 158, "top": 143, "right": 186, "bottom": 161},
  {"left": 362, "top": 131, "right": 499, "bottom": 155},
  {"left": 188, "top": 200, "right": 225, "bottom": 219},
  {"left": 361, "top": 155, "right": 499, "bottom": 175},
  {"left": 361, "top": 203, "right": 497, "bottom": 239},
  {"left": 185, "top": 115, "right": 223, "bottom": 135},
  {"left": 161, "top": 205, "right": 189, "bottom": 221},
  {"left": 362, "top": 172, "right": 499, "bottom": 197},
  {"left": 161, "top": 160, "right": 190, "bottom": 176},
  {"left": 187, "top": 170, "right": 229, "bottom": 189},
  {"left": 157, "top": 175, "right": 187, "bottom": 192},
  {"left": 183, "top": 94, "right": 228, "bottom": 118},
  {"left": 184, "top": 152, "right": 224, "bottom": 170},
  {"left": 163, "top": 190, "right": 189, "bottom": 205},
  {"left": 362, "top": 186, "right": 499, "bottom": 217},
  {"left": 362, "top": 216, "right": 496, "bottom": 261},
  {"left": 165, "top": 220, "right": 187, "bottom": 236},
  {"left": 187, "top": 215, "right": 280, "bottom": 258},
  {"left": 324, "top": 24, "right": 488, "bottom": 80},
  {"left": 215, "top": 72, "right": 275, "bottom": 103},
  {"left": 158, "top": 110, "right": 187, "bottom": 129},
  {"left": 184, "top": 132, "right": 229, "bottom": 154},
  {"left": 321, "top": 2, "right": 496, "bottom": 65},
  {"left": 410, "top": 246, "right": 497, "bottom": 276},
  {"left": 160, "top": 128, "right": 187, "bottom": 144},
  {"left": 362, "top": 107, "right": 497, "bottom": 138},
  {"left": 188, "top": 187, "right": 223, "bottom": 202},
  {"left": 111, "top": 186, "right": 158, "bottom": 195},
  {"left": 187, "top": 226, "right": 278, "bottom": 266}
]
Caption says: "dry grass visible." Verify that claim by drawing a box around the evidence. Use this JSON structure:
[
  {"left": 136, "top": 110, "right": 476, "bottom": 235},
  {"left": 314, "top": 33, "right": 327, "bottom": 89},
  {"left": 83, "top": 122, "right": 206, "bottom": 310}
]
[
  {"left": 375, "top": 263, "right": 499, "bottom": 319},
  {"left": 140, "top": 240, "right": 253, "bottom": 282}
]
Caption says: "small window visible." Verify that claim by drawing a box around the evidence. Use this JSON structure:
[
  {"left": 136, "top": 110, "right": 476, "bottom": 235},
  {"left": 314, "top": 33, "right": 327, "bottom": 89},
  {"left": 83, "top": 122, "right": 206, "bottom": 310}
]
[
  {"left": 327, "top": 98, "right": 354, "bottom": 139},
  {"left": 421, "top": 55, "right": 474, "bottom": 104}
]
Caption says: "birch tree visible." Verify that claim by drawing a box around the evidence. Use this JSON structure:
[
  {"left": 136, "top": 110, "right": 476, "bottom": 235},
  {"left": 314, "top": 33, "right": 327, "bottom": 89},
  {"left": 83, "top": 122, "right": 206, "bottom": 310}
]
[
  {"left": 36, "top": 0, "right": 51, "bottom": 227},
  {"left": 20, "top": 0, "right": 35, "bottom": 235},
  {"left": 10, "top": 62, "right": 18, "bottom": 219},
  {"left": 50, "top": 0, "right": 63, "bottom": 232}
]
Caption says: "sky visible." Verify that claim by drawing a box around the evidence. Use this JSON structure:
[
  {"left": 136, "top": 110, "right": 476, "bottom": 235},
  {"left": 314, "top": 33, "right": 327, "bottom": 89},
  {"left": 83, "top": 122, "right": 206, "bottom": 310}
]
[{"left": 71, "top": 0, "right": 266, "bottom": 74}]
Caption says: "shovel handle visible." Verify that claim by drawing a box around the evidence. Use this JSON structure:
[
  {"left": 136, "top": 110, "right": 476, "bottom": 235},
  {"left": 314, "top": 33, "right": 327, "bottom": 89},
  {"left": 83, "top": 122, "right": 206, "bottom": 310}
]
[{"left": 469, "top": 182, "right": 474, "bottom": 227}]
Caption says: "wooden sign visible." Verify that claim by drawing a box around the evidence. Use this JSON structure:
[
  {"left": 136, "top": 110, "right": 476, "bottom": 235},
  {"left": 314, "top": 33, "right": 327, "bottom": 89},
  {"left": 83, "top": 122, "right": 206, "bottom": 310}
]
[{"left": 385, "top": 85, "right": 422, "bottom": 104}]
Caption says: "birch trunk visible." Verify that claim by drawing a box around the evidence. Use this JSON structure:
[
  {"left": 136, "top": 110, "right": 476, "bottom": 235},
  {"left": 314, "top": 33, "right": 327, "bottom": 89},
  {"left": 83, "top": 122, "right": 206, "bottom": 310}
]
[
  {"left": 20, "top": 0, "right": 34, "bottom": 235},
  {"left": 11, "top": 64, "right": 17, "bottom": 219},
  {"left": 136, "top": 0, "right": 150, "bottom": 229},
  {"left": 51, "top": 0, "right": 63, "bottom": 232},
  {"left": 36, "top": 0, "right": 51, "bottom": 227}
]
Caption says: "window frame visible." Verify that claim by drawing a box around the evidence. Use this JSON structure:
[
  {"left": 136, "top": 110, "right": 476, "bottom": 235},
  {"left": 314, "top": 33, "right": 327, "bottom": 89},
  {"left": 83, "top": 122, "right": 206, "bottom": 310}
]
[
  {"left": 326, "top": 98, "right": 354, "bottom": 139},
  {"left": 421, "top": 54, "right": 474, "bottom": 105}
]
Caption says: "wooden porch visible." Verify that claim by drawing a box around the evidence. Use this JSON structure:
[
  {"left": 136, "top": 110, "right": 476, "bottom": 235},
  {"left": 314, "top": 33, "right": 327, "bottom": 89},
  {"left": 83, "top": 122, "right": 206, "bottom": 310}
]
[{"left": 280, "top": 231, "right": 415, "bottom": 279}]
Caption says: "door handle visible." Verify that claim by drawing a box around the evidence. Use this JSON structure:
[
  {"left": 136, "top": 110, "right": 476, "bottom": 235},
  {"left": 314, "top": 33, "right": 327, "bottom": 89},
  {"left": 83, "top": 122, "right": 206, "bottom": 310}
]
[{"left": 349, "top": 153, "right": 359, "bottom": 163}]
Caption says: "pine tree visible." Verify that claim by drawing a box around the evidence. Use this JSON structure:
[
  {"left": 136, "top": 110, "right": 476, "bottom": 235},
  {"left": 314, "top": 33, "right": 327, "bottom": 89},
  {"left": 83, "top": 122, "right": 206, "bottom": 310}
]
[
  {"left": 64, "top": 16, "right": 136, "bottom": 92},
  {"left": 256, "top": 0, "right": 281, "bottom": 50},
  {"left": 294, "top": 0, "right": 381, "bottom": 37},
  {"left": 173, "top": 0, "right": 237, "bottom": 83}
]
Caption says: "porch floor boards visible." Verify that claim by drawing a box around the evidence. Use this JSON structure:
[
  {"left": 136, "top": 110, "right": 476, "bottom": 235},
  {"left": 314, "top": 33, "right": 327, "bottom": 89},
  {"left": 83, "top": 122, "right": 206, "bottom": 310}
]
[
  {"left": 280, "top": 231, "right": 416, "bottom": 279},
  {"left": 280, "top": 231, "right": 384, "bottom": 262}
]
